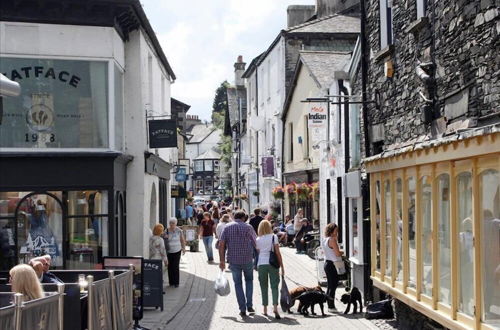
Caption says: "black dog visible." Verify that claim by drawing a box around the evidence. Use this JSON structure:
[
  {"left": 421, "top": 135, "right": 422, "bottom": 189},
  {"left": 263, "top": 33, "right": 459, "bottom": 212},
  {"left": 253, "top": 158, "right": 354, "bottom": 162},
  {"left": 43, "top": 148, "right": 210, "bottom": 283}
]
[
  {"left": 340, "top": 287, "right": 363, "bottom": 314},
  {"left": 296, "top": 291, "right": 331, "bottom": 316}
]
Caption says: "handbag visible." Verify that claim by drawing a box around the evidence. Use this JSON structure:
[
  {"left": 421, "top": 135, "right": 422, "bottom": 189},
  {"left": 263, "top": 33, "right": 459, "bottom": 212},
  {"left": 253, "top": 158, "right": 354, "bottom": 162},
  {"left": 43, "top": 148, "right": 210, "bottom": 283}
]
[
  {"left": 269, "top": 235, "right": 280, "bottom": 269},
  {"left": 333, "top": 259, "right": 346, "bottom": 275}
]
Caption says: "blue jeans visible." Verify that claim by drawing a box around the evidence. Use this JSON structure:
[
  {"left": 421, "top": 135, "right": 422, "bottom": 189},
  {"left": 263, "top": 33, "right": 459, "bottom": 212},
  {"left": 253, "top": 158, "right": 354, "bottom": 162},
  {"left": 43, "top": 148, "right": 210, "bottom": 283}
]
[
  {"left": 202, "top": 236, "right": 214, "bottom": 260},
  {"left": 229, "top": 262, "right": 254, "bottom": 312}
]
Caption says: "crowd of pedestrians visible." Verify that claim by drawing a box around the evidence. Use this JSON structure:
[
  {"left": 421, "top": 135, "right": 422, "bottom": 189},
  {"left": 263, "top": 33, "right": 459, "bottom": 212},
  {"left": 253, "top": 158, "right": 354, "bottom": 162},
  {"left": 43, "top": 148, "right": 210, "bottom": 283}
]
[{"left": 147, "top": 198, "right": 344, "bottom": 320}]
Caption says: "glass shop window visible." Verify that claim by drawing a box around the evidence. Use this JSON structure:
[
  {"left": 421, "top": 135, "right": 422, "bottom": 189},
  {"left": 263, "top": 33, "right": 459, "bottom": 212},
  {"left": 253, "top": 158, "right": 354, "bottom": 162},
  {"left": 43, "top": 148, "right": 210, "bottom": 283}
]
[
  {"left": 407, "top": 177, "right": 417, "bottom": 288},
  {"left": 0, "top": 58, "right": 108, "bottom": 148},
  {"left": 67, "top": 191, "right": 108, "bottom": 216},
  {"left": 375, "top": 180, "right": 381, "bottom": 271},
  {"left": 67, "top": 216, "right": 108, "bottom": 270},
  {"left": 384, "top": 179, "right": 392, "bottom": 277},
  {"left": 437, "top": 174, "right": 451, "bottom": 306},
  {"left": 479, "top": 169, "right": 500, "bottom": 326},
  {"left": 420, "top": 176, "right": 432, "bottom": 297},
  {"left": 204, "top": 160, "right": 214, "bottom": 172},
  {"left": 16, "top": 192, "right": 64, "bottom": 268},
  {"left": 352, "top": 200, "right": 359, "bottom": 259},
  {"left": 457, "top": 172, "right": 473, "bottom": 317},
  {"left": 194, "top": 161, "right": 204, "bottom": 172},
  {"left": 195, "top": 180, "right": 203, "bottom": 194},
  {"left": 395, "top": 178, "right": 403, "bottom": 282}
]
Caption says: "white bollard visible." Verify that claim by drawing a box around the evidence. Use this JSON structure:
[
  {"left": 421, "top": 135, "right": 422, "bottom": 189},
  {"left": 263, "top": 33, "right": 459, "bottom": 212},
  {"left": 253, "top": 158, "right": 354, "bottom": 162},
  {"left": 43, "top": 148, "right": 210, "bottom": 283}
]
[
  {"left": 14, "top": 293, "right": 23, "bottom": 330},
  {"left": 57, "top": 283, "right": 65, "bottom": 330},
  {"left": 87, "top": 275, "right": 94, "bottom": 330}
]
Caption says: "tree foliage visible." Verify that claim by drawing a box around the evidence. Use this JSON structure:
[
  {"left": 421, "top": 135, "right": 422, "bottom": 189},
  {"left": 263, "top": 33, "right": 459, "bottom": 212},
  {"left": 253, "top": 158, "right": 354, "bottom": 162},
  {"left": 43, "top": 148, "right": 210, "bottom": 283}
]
[
  {"left": 211, "top": 80, "right": 229, "bottom": 122},
  {"left": 211, "top": 81, "right": 232, "bottom": 168}
]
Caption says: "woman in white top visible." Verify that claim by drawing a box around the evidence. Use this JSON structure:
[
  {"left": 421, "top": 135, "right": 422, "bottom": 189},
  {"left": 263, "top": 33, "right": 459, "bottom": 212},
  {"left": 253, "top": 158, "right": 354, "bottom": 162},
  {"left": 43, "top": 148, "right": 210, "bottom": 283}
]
[
  {"left": 322, "top": 223, "right": 343, "bottom": 312},
  {"left": 216, "top": 214, "right": 231, "bottom": 239},
  {"left": 163, "top": 218, "right": 186, "bottom": 288},
  {"left": 256, "top": 220, "right": 284, "bottom": 319}
]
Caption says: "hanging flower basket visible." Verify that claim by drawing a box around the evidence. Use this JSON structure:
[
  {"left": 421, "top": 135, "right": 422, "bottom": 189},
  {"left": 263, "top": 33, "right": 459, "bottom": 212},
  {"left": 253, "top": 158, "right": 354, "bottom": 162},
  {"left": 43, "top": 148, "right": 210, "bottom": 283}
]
[
  {"left": 240, "top": 193, "right": 248, "bottom": 201},
  {"left": 272, "top": 186, "right": 285, "bottom": 199},
  {"left": 286, "top": 183, "right": 297, "bottom": 197},
  {"left": 297, "top": 183, "right": 312, "bottom": 201},
  {"left": 252, "top": 191, "right": 260, "bottom": 197}
]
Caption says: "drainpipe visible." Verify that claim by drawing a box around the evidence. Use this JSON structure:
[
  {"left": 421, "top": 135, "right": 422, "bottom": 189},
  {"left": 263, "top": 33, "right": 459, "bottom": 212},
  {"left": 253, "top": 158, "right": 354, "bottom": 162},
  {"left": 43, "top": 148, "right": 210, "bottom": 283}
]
[
  {"left": 360, "top": 0, "right": 373, "bottom": 303},
  {"left": 339, "top": 80, "right": 350, "bottom": 258}
]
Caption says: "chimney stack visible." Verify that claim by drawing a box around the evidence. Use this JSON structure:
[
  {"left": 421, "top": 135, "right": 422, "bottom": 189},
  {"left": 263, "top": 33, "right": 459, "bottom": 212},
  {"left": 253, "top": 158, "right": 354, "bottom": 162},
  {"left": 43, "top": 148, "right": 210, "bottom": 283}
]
[
  {"left": 287, "top": 5, "right": 316, "bottom": 28},
  {"left": 234, "top": 55, "right": 246, "bottom": 87}
]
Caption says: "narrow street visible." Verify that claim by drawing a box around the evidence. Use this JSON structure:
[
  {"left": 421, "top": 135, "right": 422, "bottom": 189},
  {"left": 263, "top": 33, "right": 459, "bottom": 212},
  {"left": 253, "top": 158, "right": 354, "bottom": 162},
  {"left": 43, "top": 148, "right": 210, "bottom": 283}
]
[{"left": 142, "top": 242, "right": 391, "bottom": 330}]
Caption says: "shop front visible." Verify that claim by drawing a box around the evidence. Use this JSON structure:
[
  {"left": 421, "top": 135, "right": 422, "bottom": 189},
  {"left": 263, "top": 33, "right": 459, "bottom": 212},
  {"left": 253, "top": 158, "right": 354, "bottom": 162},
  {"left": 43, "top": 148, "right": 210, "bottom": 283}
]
[
  {"left": 366, "top": 129, "right": 500, "bottom": 330},
  {"left": 0, "top": 153, "right": 130, "bottom": 271},
  {"left": 0, "top": 55, "right": 129, "bottom": 270},
  {"left": 283, "top": 170, "right": 320, "bottom": 225}
]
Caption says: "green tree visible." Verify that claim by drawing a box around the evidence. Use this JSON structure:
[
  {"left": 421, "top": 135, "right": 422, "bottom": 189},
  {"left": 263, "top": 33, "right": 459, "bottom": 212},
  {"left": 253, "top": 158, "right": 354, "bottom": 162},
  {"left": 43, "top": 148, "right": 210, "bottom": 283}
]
[
  {"left": 211, "top": 81, "right": 232, "bottom": 168},
  {"left": 211, "top": 80, "right": 229, "bottom": 122}
]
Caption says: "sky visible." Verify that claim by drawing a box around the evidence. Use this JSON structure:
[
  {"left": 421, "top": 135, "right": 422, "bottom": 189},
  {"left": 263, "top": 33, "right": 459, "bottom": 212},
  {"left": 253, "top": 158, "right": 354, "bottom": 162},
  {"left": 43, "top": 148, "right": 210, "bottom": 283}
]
[{"left": 141, "top": 0, "right": 315, "bottom": 121}]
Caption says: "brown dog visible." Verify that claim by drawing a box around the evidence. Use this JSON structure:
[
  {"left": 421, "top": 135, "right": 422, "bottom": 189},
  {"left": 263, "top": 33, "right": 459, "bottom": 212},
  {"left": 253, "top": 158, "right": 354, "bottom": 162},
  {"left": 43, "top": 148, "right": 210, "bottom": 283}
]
[{"left": 288, "top": 285, "right": 323, "bottom": 313}]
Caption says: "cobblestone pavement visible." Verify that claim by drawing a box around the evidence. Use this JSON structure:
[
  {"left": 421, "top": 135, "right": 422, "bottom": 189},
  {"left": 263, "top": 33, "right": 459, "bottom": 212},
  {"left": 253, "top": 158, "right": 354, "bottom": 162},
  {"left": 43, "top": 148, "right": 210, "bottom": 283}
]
[{"left": 142, "top": 241, "right": 397, "bottom": 330}]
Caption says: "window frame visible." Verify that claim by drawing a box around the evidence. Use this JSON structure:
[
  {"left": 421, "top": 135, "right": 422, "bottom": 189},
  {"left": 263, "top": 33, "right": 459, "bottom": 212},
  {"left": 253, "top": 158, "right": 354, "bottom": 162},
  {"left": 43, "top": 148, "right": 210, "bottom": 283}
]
[
  {"left": 369, "top": 156, "right": 500, "bottom": 330},
  {"left": 0, "top": 55, "right": 115, "bottom": 152},
  {"left": 379, "top": 0, "right": 394, "bottom": 49}
]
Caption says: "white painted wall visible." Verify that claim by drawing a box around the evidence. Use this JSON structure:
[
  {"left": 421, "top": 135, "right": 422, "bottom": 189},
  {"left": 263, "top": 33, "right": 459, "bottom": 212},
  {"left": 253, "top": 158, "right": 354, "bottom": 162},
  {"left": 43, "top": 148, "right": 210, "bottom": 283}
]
[
  {"left": 245, "top": 37, "right": 286, "bottom": 209},
  {"left": 319, "top": 80, "right": 347, "bottom": 248},
  {"left": 124, "top": 28, "right": 175, "bottom": 256},
  {"left": 0, "top": 22, "right": 124, "bottom": 67}
]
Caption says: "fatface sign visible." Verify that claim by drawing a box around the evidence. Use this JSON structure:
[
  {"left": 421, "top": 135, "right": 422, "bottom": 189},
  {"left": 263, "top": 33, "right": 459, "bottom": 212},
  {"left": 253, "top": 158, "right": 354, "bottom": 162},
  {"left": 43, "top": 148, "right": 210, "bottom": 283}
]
[
  {"left": 308, "top": 102, "right": 327, "bottom": 141},
  {"left": 261, "top": 156, "right": 275, "bottom": 177},
  {"left": 148, "top": 119, "right": 177, "bottom": 148}
]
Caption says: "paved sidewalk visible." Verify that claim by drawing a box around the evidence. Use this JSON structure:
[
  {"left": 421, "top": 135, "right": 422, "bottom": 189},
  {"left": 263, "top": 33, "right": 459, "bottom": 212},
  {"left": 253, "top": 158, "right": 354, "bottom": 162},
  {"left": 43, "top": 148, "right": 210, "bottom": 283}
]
[{"left": 142, "top": 241, "right": 385, "bottom": 330}]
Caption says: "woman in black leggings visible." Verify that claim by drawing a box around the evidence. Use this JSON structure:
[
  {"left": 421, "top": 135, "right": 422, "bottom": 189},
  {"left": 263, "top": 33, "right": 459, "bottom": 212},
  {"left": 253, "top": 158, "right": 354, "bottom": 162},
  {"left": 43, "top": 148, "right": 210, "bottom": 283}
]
[{"left": 322, "top": 223, "right": 343, "bottom": 312}]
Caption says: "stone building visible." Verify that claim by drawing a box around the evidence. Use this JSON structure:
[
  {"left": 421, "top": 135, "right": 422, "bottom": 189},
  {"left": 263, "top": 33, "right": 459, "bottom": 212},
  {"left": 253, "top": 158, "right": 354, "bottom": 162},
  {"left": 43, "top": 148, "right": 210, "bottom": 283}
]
[{"left": 362, "top": 0, "right": 500, "bottom": 329}]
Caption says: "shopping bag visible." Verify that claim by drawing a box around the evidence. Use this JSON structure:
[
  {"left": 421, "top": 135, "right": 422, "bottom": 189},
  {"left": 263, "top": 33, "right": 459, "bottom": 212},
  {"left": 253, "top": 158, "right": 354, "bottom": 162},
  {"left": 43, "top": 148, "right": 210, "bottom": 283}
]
[
  {"left": 365, "top": 299, "right": 394, "bottom": 319},
  {"left": 214, "top": 270, "right": 231, "bottom": 296},
  {"left": 280, "top": 275, "right": 292, "bottom": 312}
]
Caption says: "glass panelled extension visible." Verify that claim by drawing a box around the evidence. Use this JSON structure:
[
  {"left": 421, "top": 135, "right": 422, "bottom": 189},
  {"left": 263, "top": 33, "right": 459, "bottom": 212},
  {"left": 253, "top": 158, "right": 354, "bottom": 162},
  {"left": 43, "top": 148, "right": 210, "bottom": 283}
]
[{"left": 367, "top": 134, "right": 500, "bottom": 330}]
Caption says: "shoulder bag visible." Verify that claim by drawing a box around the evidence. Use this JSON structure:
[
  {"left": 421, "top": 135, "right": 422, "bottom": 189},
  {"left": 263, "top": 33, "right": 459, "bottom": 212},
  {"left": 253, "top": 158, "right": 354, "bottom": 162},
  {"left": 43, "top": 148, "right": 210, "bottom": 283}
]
[{"left": 269, "top": 235, "right": 280, "bottom": 269}]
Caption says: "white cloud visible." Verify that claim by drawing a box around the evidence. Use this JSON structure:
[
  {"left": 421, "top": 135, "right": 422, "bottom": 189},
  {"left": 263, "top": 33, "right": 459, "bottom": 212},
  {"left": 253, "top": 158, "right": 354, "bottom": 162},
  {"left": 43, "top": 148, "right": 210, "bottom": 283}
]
[{"left": 142, "top": 0, "right": 315, "bottom": 120}]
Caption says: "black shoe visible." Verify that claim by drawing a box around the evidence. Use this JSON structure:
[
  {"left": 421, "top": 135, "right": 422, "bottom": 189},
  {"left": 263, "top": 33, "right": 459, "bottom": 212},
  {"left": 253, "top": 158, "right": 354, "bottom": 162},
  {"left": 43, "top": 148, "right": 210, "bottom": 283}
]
[
  {"left": 274, "top": 312, "right": 281, "bottom": 320},
  {"left": 239, "top": 311, "right": 247, "bottom": 317},
  {"left": 247, "top": 307, "right": 255, "bottom": 314}
]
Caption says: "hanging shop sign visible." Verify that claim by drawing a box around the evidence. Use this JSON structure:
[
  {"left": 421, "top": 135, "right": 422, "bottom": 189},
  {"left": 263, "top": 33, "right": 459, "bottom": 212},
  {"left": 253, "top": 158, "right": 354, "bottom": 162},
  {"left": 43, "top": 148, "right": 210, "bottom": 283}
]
[
  {"left": 148, "top": 119, "right": 177, "bottom": 148},
  {"left": 308, "top": 102, "right": 327, "bottom": 141},
  {"left": 261, "top": 156, "right": 275, "bottom": 177},
  {"left": 175, "top": 167, "right": 187, "bottom": 182},
  {"left": 171, "top": 185, "right": 179, "bottom": 197}
]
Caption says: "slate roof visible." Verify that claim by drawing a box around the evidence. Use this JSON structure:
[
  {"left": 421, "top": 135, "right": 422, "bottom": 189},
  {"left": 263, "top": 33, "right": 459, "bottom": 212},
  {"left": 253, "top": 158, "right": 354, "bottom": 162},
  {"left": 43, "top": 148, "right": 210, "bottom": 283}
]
[
  {"left": 188, "top": 124, "right": 217, "bottom": 143},
  {"left": 194, "top": 149, "right": 221, "bottom": 160},
  {"left": 282, "top": 51, "right": 352, "bottom": 120},
  {"left": 286, "top": 14, "right": 360, "bottom": 34},
  {"left": 300, "top": 51, "right": 352, "bottom": 89},
  {"left": 226, "top": 86, "right": 247, "bottom": 127},
  {"left": 255, "top": 14, "right": 360, "bottom": 69}
]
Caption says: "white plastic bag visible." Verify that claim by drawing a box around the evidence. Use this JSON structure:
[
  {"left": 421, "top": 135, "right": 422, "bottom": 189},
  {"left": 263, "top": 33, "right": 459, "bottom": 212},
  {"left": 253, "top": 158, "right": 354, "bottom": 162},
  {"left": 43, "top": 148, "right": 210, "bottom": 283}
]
[{"left": 214, "top": 270, "right": 231, "bottom": 296}]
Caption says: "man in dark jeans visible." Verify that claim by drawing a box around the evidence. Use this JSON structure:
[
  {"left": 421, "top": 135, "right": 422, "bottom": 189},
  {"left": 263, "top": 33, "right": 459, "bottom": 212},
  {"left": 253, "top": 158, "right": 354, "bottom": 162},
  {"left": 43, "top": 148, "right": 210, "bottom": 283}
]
[
  {"left": 249, "top": 208, "right": 263, "bottom": 234},
  {"left": 219, "top": 210, "right": 257, "bottom": 317}
]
